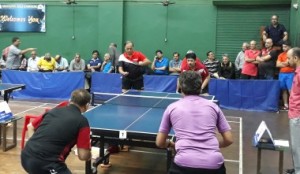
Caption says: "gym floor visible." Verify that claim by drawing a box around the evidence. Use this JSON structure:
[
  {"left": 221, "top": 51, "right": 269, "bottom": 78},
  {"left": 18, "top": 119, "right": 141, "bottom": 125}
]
[{"left": 0, "top": 99, "right": 293, "bottom": 174}]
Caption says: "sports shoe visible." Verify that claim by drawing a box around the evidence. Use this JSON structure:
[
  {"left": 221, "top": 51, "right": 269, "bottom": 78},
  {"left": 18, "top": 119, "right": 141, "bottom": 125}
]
[{"left": 285, "top": 168, "right": 295, "bottom": 174}]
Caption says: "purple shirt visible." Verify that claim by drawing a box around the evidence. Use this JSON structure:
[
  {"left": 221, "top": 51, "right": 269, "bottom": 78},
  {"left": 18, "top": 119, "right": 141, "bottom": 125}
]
[{"left": 159, "top": 95, "right": 231, "bottom": 169}]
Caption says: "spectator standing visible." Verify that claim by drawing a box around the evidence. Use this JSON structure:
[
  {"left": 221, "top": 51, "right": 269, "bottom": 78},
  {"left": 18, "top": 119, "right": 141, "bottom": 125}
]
[
  {"left": 6, "top": 37, "right": 35, "bottom": 70},
  {"left": 262, "top": 15, "right": 288, "bottom": 48},
  {"left": 276, "top": 41, "right": 294, "bottom": 110},
  {"left": 108, "top": 43, "right": 121, "bottom": 73},
  {"left": 235, "top": 42, "right": 249, "bottom": 78},
  {"left": 241, "top": 40, "right": 260, "bottom": 79}
]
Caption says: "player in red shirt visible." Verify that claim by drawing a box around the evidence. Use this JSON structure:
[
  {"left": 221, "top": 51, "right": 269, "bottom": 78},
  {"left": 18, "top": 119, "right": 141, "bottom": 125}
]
[
  {"left": 118, "top": 41, "right": 151, "bottom": 92},
  {"left": 180, "top": 52, "right": 210, "bottom": 94}
]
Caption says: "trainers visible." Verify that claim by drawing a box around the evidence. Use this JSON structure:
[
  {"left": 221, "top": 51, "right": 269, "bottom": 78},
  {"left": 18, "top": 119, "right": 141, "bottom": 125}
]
[{"left": 285, "top": 169, "right": 295, "bottom": 174}]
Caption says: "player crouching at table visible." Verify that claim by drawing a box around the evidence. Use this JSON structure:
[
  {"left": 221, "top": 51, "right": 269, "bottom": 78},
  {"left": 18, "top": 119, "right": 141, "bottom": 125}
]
[
  {"left": 156, "top": 71, "right": 233, "bottom": 174},
  {"left": 21, "top": 89, "right": 91, "bottom": 174}
]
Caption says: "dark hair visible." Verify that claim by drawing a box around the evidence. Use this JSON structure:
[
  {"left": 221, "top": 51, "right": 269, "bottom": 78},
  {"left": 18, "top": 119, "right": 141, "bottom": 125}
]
[
  {"left": 206, "top": 51, "right": 213, "bottom": 56},
  {"left": 173, "top": 52, "right": 180, "bottom": 57},
  {"left": 92, "top": 50, "right": 99, "bottom": 55},
  {"left": 292, "top": 47, "right": 300, "bottom": 58},
  {"left": 155, "top": 50, "right": 163, "bottom": 54},
  {"left": 179, "top": 71, "right": 202, "bottom": 95},
  {"left": 12, "top": 37, "right": 19, "bottom": 43},
  {"left": 282, "top": 40, "right": 291, "bottom": 47},
  {"left": 70, "top": 89, "right": 91, "bottom": 107},
  {"left": 124, "top": 40, "right": 134, "bottom": 47},
  {"left": 185, "top": 53, "right": 196, "bottom": 60}
]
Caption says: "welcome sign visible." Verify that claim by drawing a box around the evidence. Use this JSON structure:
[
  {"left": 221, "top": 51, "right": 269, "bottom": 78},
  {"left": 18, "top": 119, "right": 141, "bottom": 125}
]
[{"left": 0, "top": 4, "right": 46, "bottom": 32}]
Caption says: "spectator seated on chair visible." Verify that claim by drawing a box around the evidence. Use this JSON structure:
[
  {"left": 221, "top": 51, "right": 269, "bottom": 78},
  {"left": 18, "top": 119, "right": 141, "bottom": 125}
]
[
  {"left": 55, "top": 55, "right": 69, "bottom": 72},
  {"left": 151, "top": 50, "right": 169, "bottom": 75},
  {"left": 203, "top": 51, "right": 221, "bottom": 78},
  {"left": 169, "top": 52, "right": 182, "bottom": 76},
  {"left": 101, "top": 53, "right": 114, "bottom": 73},
  {"left": 69, "top": 53, "right": 85, "bottom": 71},
  {"left": 27, "top": 51, "right": 40, "bottom": 72},
  {"left": 218, "top": 54, "right": 235, "bottom": 79},
  {"left": 37, "top": 53, "right": 56, "bottom": 72}
]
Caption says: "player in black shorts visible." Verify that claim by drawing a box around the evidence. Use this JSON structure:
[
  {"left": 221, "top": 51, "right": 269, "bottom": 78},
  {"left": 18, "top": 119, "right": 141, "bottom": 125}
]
[{"left": 118, "top": 41, "right": 151, "bottom": 92}]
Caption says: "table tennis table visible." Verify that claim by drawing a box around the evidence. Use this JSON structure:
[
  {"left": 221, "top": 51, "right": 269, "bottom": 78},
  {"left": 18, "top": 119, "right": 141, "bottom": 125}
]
[
  {"left": 0, "top": 83, "right": 25, "bottom": 103},
  {"left": 84, "top": 91, "right": 216, "bottom": 174}
]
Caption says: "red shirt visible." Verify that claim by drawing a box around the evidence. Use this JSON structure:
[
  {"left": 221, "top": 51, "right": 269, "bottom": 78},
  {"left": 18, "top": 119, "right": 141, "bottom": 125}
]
[
  {"left": 181, "top": 57, "right": 202, "bottom": 71},
  {"left": 242, "top": 49, "right": 260, "bottom": 76},
  {"left": 182, "top": 62, "right": 209, "bottom": 82},
  {"left": 289, "top": 67, "right": 300, "bottom": 119},
  {"left": 123, "top": 51, "right": 146, "bottom": 62}
]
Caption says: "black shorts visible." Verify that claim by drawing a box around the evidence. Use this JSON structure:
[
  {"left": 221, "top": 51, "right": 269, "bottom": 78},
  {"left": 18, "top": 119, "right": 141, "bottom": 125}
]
[
  {"left": 21, "top": 150, "right": 71, "bottom": 174},
  {"left": 168, "top": 161, "right": 226, "bottom": 174},
  {"left": 122, "top": 76, "right": 144, "bottom": 90}
]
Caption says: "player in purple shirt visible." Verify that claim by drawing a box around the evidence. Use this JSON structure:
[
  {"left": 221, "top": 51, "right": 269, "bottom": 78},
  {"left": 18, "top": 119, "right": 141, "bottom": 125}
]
[{"left": 156, "top": 71, "right": 233, "bottom": 174}]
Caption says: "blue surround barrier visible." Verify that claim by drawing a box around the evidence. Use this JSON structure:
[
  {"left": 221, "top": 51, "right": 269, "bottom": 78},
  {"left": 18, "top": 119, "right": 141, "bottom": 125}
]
[
  {"left": 2, "top": 70, "right": 85, "bottom": 100},
  {"left": 2, "top": 70, "right": 280, "bottom": 111},
  {"left": 208, "top": 78, "right": 280, "bottom": 112}
]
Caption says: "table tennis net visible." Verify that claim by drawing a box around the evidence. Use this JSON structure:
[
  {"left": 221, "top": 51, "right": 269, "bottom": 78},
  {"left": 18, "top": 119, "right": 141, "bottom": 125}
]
[
  {"left": 92, "top": 92, "right": 181, "bottom": 108},
  {"left": 92, "top": 91, "right": 216, "bottom": 107}
]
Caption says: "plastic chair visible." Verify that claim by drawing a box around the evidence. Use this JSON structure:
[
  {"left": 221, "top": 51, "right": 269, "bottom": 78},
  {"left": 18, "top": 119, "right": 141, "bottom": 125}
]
[
  {"left": 20, "top": 101, "right": 69, "bottom": 149},
  {"left": 20, "top": 114, "right": 41, "bottom": 149}
]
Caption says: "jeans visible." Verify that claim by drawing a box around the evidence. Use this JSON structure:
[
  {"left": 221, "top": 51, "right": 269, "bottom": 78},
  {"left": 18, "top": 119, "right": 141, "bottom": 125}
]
[{"left": 290, "top": 118, "right": 300, "bottom": 174}]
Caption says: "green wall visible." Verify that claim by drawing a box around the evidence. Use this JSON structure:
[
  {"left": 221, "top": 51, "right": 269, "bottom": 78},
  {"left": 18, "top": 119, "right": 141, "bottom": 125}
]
[
  {"left": 0, "top": 0, "right": 297, "bottom": 63},
  {"left": 123, "top": 1, "right": 217, "bottom": 60},
  {"left": 290, "top": 0, "right": 300, "bottom": 46}
]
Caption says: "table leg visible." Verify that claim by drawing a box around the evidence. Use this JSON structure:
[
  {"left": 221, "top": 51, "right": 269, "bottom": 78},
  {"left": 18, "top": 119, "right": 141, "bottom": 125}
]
[
  {"left": 2, "top": 123, "right": 7, "bottom": 152},
  {"left": 2, "top": 121, "right": 17, "bottom": 152},
  {"left": 3, "top": 91, "right": 9, "bottom": 103},
  {"left": 167, "top": 148, "right": 172, "bottom": 171},
  {"left": 279, "top": 151, "right": 284, "bottom": 174},
  {"left": 257, "top": 148, "right": 261, "bottom": 174},
  {"left": 0, "top": 124, "right": 2, "bottom": 145}
]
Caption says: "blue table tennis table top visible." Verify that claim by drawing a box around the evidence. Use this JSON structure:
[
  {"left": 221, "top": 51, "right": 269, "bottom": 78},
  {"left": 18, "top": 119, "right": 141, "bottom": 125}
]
[
  {"left": 85, "top": 91, "right": 215, "bottom": 136},
  {"left": 0, "top": 83, "right": 25, "bottom": 91}
]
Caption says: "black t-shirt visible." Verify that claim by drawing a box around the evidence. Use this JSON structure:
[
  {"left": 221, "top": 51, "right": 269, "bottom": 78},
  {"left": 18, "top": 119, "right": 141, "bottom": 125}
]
[
  {"left": 23, "top": 104, "right": 90, "bottom": 162},
  {"left": 258, "top": 50, "right": 278, "bottom": 74},
  {"left": 265, "top": 24, "right": 287, "bottom": 46}
]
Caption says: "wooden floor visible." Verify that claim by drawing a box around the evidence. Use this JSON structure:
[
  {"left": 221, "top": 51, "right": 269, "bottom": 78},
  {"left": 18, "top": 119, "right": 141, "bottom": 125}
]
[{"left": 0, "top": 99, "right": 293, "bottom": 174}]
